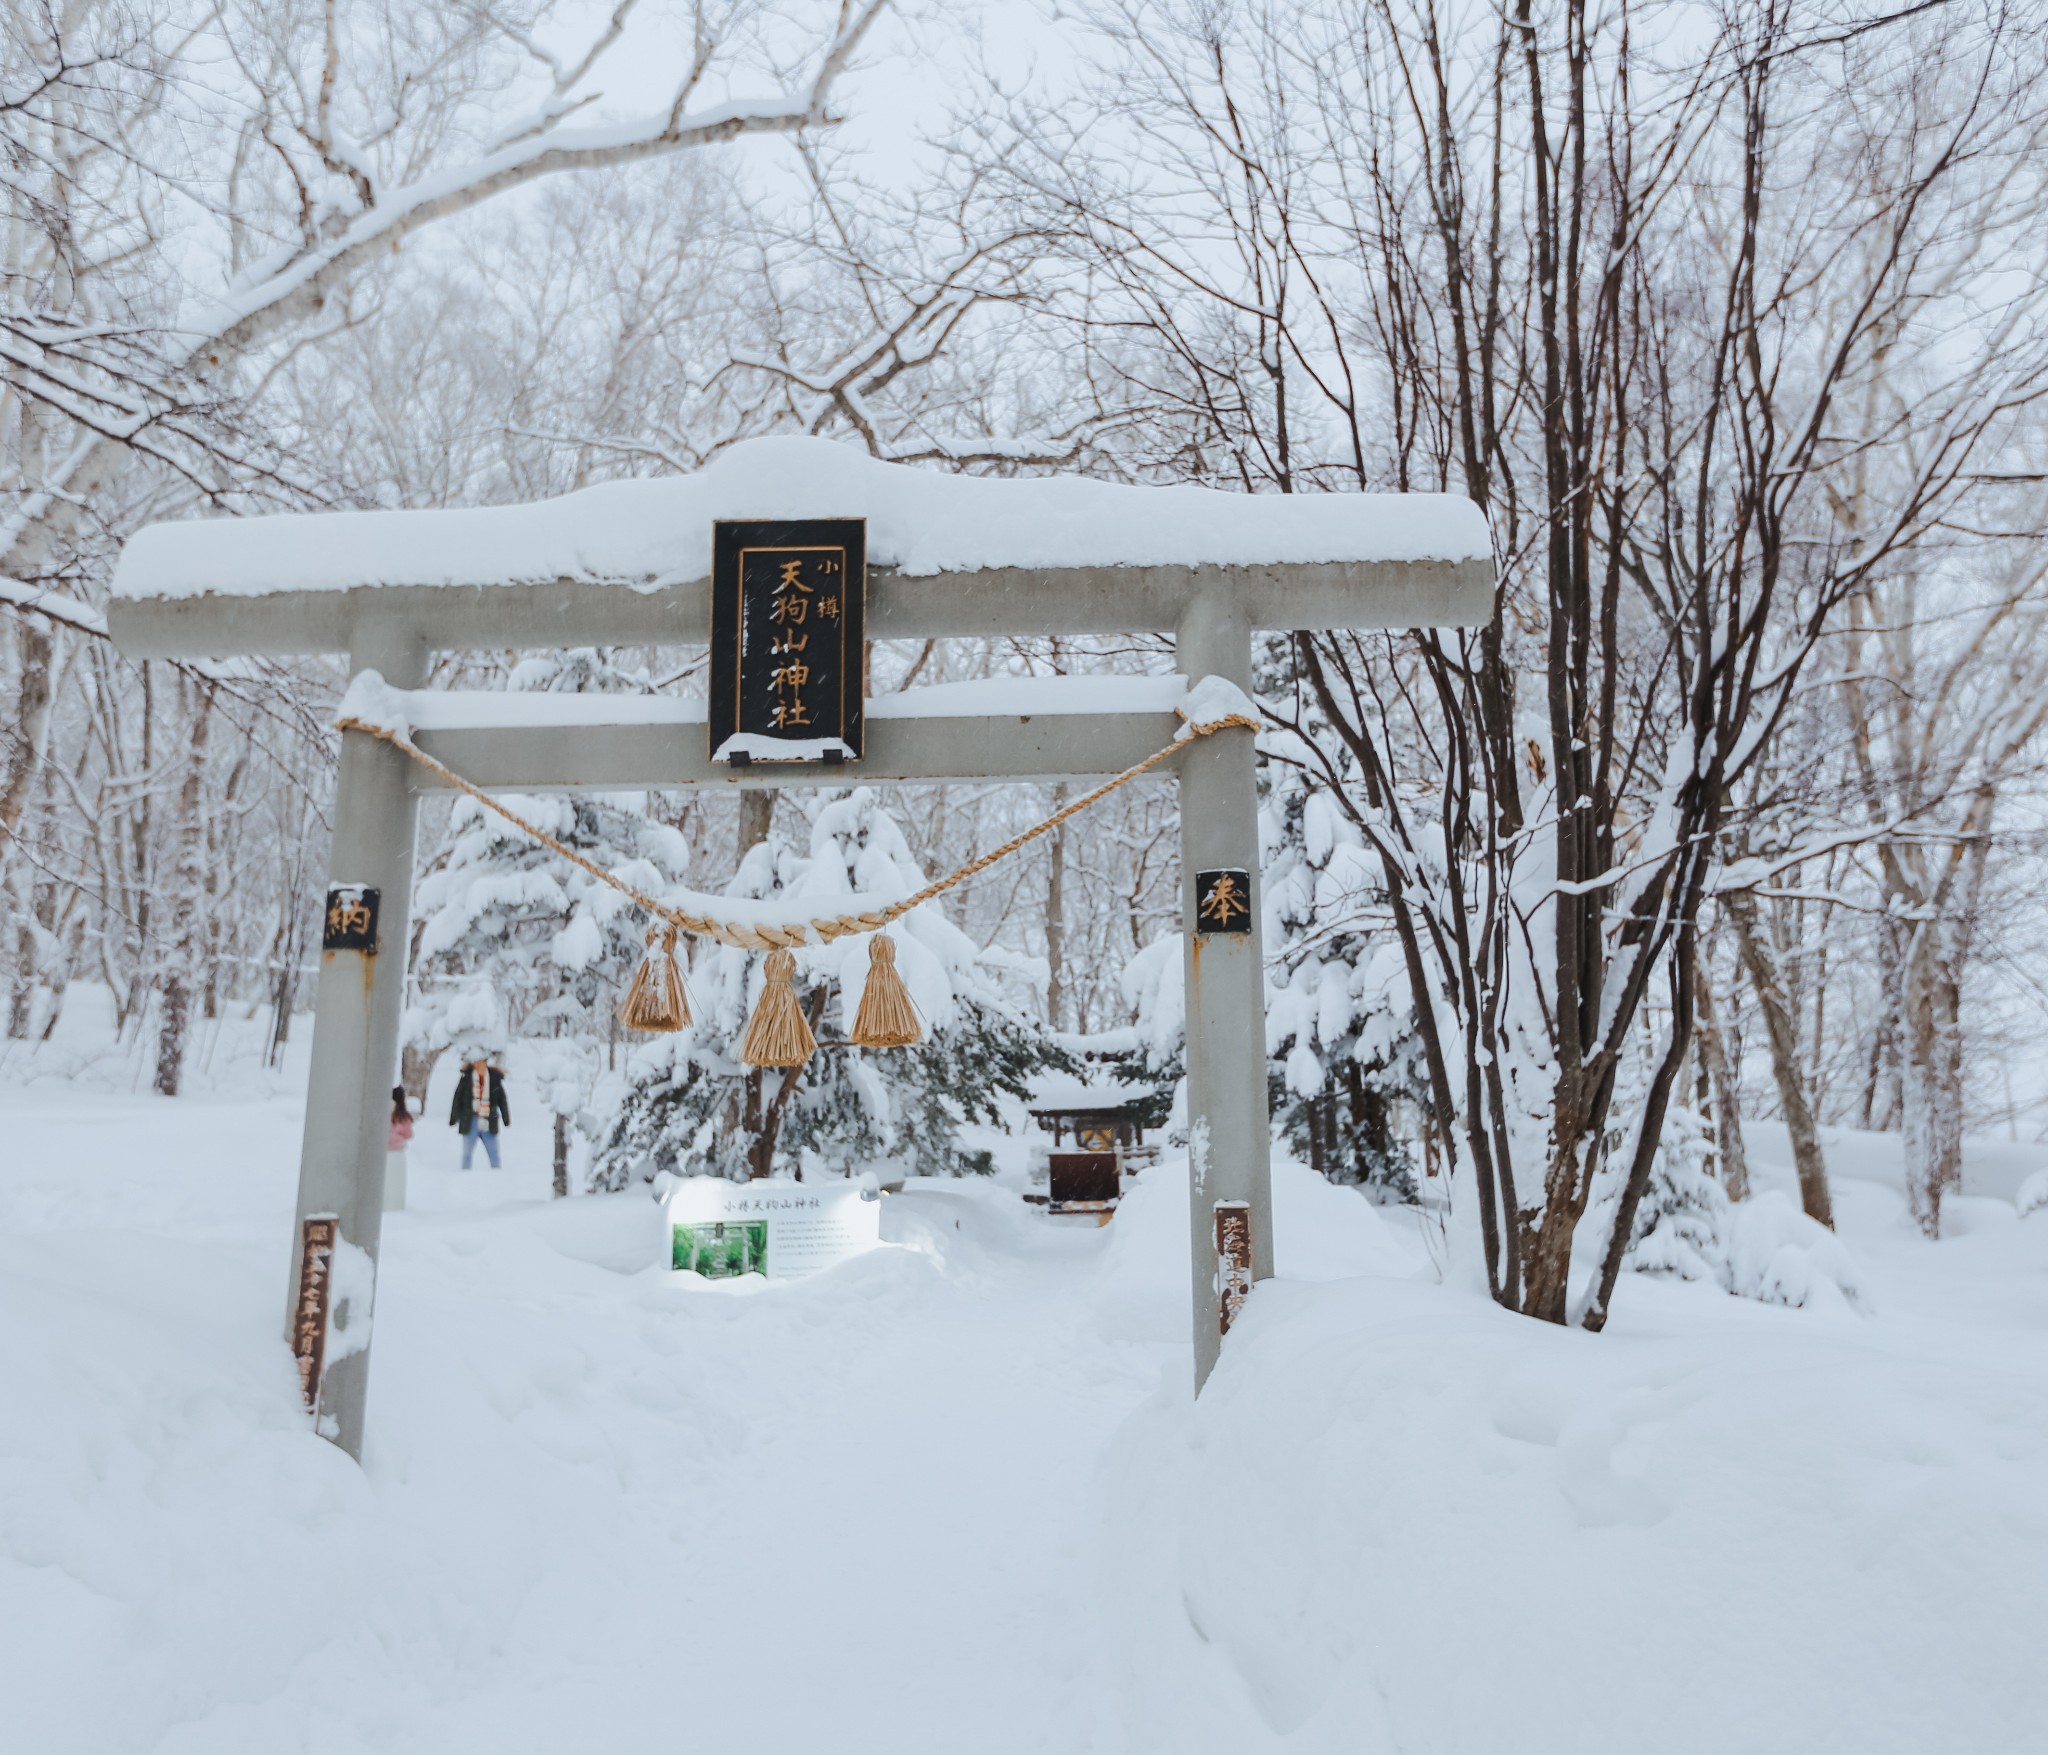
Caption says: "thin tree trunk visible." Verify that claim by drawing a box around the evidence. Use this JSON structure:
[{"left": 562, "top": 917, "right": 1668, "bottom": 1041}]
[
  {"left": 153, "top": 685, "right": 215, "bottom": 1098},
  {"left": 743, "top": 1068, "right": 767, "bottom": 1178},
  {"left": 1044, "top": 785, "right": 1068, "bottom": 1030},
  {"left": 553, "top": 1111, "right": 570, "bottom": 1199},
  {"left": 738, "top": 791, "right": 774, "bottom": 856},
  {"left": 750, "top": 986, "right": 828, "bottom": 1179},
  {"left": 400, "top": 1041, "right": 441, "bottom": 1108},
  {"left": 1694, "top": 963, "right": 1749, "bottom": 1202},
  {"left": 0, "top": 621, "right": 53, "bottom": 838},
  {"left": 1725, "top": 893, "right": 1831, "bottom": 1228},
  {"left": 7, "top": 864, "right": 34, "bottom": 1039},
  {"left": 738, "top": 788, "right": 783, "bottom": 1178},
  {"left": 37, "top": 916, "right": 75, "bottom": 1042},
  {"left": 1899, "top": 827, "right": 1989, "bottom": 1238},
  {"left": 3, "top": 622, "right": 54, "bottom": 1038},
  {"left": 268, "top": 926, "right": 298, "bottom": 1069}
]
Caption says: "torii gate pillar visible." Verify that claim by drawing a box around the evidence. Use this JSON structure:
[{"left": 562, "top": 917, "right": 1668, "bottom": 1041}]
[
  {"left": 288, "top": 620, "right": 427, "bottom": 1454},
  {"left": 1176, "top": 591, "right": 1273, "bottom": 1386}
]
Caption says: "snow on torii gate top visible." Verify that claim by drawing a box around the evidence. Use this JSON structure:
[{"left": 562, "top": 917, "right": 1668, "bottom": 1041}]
[{"left": 107, "top": 437, "right": 1494, "bottom": 658}]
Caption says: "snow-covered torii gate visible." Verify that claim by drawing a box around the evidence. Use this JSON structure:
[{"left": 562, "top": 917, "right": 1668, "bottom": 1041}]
[{"left": 108, "top": 439, "right": 1492, "bottom": 1459}]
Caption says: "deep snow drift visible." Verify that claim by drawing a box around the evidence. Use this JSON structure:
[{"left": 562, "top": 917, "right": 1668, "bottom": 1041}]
[{"left": 5, "top": 1014, "right": 2047, "bottom": 1754}]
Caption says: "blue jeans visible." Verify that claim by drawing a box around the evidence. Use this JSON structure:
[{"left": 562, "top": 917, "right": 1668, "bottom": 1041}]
[{"left": 462, "top": 1120, "right": 501, "bottom": 1169}]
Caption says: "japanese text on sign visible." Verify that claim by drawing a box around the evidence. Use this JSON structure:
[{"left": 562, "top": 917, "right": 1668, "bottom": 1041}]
[
  {"left": 711, "top": 519, "right": 867, "bottom": 762},
  {"left": 1195, "top": 868, "right": 1253, "bottom": 934},
  {"left": 293, "top": 1215, "right": 339, "bottom": 1411},
  {"left": 322, "top": 884, "right": 380, "bottom": 952}
]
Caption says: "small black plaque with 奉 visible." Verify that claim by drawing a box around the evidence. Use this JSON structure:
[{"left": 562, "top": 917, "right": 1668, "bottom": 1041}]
[{"left": 1195, "top": 868, "right": 1253, "bottom": 934}]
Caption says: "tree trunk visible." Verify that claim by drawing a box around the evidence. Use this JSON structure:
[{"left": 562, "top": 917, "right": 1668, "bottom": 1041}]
[
  {"left": 1694, "top": 964, "right": 1749, "bottom": 1202},
  {"left": 1898, "top": 827, "right": 1988, "bottom": 1238},
  {"left": 7, "top": 867, "right": 34, "bottom": 1040},
  {"left": 553, "top": 1111, "right": 570, "bottom": 1199},
  {"left": 1044, "top": 785, "right": 1068, "bottom": 1030},
  {"left": 747, "top": 986, "right": 828, "bottom": 1178},
  {"left": 400, "top": 1041, "right": 441, "bottom": 1108},
  {"left": 0, "top": 620, "right": 53, "bottom": 839},
  {"left": 738, "top": 790, "right": 775, "bottom": 856},
  {"left": 268, "top": 949, "right": 297, "bottom": 1069},
  {"left": 738, "top": 789, "right": 785, "bottom": 1178},
  {"left": 743, "top": 1068, "right": 768, "bottom": 1178},
  {"left": 3, "top": 621, "right": 56, "bottom": 1040},
  {"left": 1725, "top": 893, "right": 1832, "bottom": 1228},
  {"left": 152, "top": 686, "right": 215, "bottom": 1098},
  {"left": 37, "top": 916, "right": 75, "bottom": 1043}
]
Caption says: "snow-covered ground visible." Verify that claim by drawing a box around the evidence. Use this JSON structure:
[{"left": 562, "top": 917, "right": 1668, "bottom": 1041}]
[{"left": 6, "top": 1008, "right": 2048, "bottom": 1753}]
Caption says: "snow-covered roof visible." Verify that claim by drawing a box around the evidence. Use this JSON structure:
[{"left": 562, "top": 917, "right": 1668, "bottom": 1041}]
[
  {"left": 111, "top": 436, "right": 1490, "bottom": 603},
  {"left": 1027, "top": 1073, "right": 1156, "bottom": 1113}
]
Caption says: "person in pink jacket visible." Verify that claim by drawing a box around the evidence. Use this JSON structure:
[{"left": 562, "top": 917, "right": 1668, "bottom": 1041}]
[{"left": 385, "top": 1085, "right": 414, "bottom": 1211}]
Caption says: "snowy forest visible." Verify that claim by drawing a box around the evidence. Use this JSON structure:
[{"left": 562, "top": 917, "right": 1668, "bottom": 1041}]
[
  {"left": 5, "top": 0, "right": 2048, "bottom": 1313},
  {"left": 12, "top": 3, "right": 2048, "bottom": 1750}
]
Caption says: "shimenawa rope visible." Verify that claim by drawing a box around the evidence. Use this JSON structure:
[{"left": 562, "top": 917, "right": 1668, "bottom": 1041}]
[
  {"left": 333, "top": 702, "right": 1257, "bottom": 1062},
  {"left": 333, "top": 707, "right": 1257, "bottom": 952}
]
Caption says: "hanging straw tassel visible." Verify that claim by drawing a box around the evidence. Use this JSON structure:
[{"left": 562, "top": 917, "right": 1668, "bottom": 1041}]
[
  {"left": 739, "top": 947, "right": 816, "bottom": 1068},
  {"left": 849, "top": 933, "right": 924, "bottom": 1048},
  {"left": 620, "top": 925, "right": 691, "bottom": 1033}
]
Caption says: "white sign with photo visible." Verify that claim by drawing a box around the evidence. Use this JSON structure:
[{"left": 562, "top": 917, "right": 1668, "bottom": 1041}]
[{"left": 663, "top": 1176, "right": 881, "bottom": 1282}]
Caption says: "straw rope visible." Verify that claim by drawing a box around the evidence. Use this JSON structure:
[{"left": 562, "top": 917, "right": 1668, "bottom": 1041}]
[{"left": 334, "top": 706, "right": 1258, "bottom": 953}]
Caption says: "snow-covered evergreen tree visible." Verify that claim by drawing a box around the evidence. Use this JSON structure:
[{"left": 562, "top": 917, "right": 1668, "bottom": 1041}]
[
  {"left": 405, "top": 650, "right": 691, "bottom": 1105},
  {"left": 1260, "top": 772, "right": 1427, "bottom": 1202},
  {"left": 1625, "top": 1101, "right": 1731, "bottom": 1284},
  {"left": 592, "top": 787, "right": 1072, "bottom": 1188},
  {"left": 1108, "top": 928, "right": 1186, "bottom": 1135}
]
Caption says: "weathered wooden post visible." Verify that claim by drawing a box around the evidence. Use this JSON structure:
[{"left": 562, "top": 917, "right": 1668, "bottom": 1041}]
[{"left": 285, "top": 618, "right": 427, "bottom": 1456}]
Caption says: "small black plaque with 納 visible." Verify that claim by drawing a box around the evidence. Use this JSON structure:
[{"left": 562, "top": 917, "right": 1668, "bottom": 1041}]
[
  {"left": 1195, "top": 868, "right": 1253, "bottom": 934},
  {"left": 322, "top": 884, "right": 380, "bottom": 952},
  {"left": 709, "top": 519, "right": 866, "bottom": 764}
]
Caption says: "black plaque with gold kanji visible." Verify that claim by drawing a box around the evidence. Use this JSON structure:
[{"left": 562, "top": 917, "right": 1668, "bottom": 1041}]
[
  {"left": 1195, "top": 868, "right": 1253, "bottom": 934},
  {"left": 322, "top": 884, "right": 380, "bottom": 952},
  {"left": 710, "top": 518, "right": 866, "bottom": 764}
]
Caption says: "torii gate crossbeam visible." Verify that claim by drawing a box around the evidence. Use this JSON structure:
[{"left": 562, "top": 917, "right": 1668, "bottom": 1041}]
[{"left": 109, "top": 448, "right": 1493, "bottom": 1460}]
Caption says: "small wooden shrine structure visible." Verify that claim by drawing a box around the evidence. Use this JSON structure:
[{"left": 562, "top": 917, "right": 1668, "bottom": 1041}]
[{"left": 1026, "top": 1074, "right": 1164, "bottom": 1219}]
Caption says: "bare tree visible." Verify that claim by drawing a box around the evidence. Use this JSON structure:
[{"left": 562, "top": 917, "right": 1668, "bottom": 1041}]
[{"left": 981, "top": 0, "right": 2048, "bottom": 1321}]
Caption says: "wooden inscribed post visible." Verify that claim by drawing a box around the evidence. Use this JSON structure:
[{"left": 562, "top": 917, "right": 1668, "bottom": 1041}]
[
  {"left": 1215, "top": 1200, "right": 1253, "bottom": 1335},
  {"left": 293, "top": 1214, "right": 339, "bottom": 1411},
  {"left": 709, "top": 518, "right": 867, "bottom": 764}
]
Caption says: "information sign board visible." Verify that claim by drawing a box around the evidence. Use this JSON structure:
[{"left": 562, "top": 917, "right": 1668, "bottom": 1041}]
[{"left": 664, "top": 1176, "right": 881, "bottom": 1281}]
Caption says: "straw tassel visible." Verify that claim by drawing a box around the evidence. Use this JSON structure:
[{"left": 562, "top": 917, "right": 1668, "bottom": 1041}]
[
  {"left": 849, "top": 933, "right": 924, "bottom": 1048},
  {"left": 739, "top": 946, "right": 816, "bottom": 1068},
  {"left": 620, "top": 925, "right": 691, "bottom": 1033}
]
